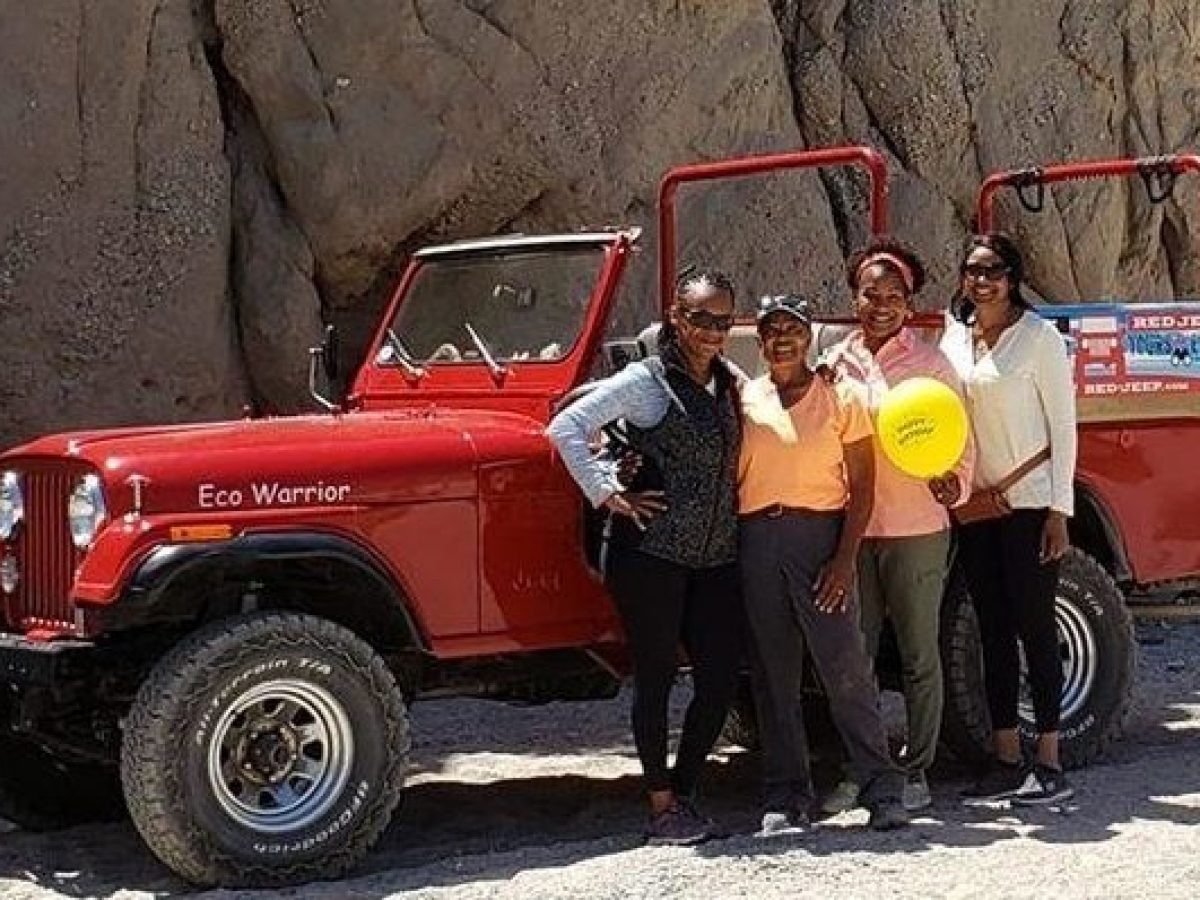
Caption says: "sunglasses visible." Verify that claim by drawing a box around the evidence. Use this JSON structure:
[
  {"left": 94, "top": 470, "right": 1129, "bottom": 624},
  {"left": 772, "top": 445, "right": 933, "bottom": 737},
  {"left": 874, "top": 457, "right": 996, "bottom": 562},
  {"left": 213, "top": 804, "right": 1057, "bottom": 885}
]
[
  {"left": 758, "top": 316, "right": 810, "bottom": 339},
  {"left": 961, "top": 262, "right": 1010, "bottom": 282},
  {"left": 677, "top": 308, "right": 735, "bottom": 332}
]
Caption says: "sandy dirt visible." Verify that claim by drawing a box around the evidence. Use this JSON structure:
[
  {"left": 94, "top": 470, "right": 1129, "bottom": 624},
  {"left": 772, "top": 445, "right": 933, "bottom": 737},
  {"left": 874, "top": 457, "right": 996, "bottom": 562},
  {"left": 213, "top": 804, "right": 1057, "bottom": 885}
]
[{"left": 1, "top": 620, "right": 1198, "bottom": 899}]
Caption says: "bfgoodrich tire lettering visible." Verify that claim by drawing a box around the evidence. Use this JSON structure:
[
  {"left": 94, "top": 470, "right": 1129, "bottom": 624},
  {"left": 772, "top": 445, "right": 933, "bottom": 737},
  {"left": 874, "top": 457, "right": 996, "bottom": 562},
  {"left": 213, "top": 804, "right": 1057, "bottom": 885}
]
[
  {"left": 121, "top": 612, "right": 409, "bottom": 887},
  {"left": 941, "top": 548, "right": 1135, "bottom": 770}
]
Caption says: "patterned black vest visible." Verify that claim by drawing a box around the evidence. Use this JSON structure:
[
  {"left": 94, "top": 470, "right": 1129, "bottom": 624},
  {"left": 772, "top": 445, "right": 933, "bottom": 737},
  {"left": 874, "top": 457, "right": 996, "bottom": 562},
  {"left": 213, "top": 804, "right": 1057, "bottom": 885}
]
[{"left": 617, "top": 348, "right": 741, "bottom": 568}]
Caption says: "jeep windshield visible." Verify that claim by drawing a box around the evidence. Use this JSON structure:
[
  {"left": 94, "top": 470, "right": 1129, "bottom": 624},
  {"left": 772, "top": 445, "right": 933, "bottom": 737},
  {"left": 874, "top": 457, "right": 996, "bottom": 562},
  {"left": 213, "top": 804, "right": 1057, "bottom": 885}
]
[{"left": 378, "top": 241, "right": 609, "bottom": 366}]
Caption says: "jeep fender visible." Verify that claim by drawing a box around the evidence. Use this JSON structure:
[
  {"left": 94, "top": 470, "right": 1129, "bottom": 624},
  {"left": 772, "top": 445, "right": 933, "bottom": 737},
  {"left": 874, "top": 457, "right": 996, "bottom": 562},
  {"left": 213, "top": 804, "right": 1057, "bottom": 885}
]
[
  {"left": 1071, "top": 482, "right": 1131, "bottom": 585},
  {"left": 105, "top": 532, "right": 428, "bottom": 652}
]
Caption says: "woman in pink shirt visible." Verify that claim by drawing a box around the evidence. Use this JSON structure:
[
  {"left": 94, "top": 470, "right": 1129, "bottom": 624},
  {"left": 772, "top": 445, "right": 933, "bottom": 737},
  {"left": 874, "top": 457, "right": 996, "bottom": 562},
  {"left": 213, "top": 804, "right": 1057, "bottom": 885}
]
[{"left": 821, "top": 238, "right": 974, "bottom": 814}]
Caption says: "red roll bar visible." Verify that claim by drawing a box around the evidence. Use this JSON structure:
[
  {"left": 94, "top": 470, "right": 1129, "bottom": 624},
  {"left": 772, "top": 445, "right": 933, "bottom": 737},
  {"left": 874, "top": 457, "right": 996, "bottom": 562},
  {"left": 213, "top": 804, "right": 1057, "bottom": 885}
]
[
  {"left": 976, "top": 153, "right": 1200, "bottom": 232},
  {"left": 657, "top": 145, "right": 889, "bottom": 313}
]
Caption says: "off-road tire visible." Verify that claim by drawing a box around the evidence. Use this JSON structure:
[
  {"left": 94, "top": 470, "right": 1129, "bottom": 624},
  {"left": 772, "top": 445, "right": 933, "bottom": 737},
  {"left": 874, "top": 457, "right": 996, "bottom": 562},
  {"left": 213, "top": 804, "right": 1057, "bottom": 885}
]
[
  {"left": 121, "top": 612, "right": 409, "bottom": 887},
  {"left": 938, "top": 569, "right": 991, "bottom": 768},
  {"left": 0, "top": 733, "right": 124, "bottom": 831},
  {"left": 941, "top": 547, "right": 1135, "bottom": 770}
]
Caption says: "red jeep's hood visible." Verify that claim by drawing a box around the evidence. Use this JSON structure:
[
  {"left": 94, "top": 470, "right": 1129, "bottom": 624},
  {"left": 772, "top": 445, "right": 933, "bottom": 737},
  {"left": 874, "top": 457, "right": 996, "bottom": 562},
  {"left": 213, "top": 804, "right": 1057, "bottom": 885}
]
[{"left": 2, "top": 409, "right": 551, "bottom": 515}]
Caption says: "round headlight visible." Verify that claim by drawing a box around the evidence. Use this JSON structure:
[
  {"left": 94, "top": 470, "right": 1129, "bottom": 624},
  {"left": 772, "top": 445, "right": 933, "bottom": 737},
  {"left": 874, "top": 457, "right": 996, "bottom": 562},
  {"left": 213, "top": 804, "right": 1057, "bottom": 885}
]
[
  {"left": 0, "top": 471, "right": 23, "bottom": 541},
  {"left": 68, "top": 473, "right": 107, "bottom": 550}
]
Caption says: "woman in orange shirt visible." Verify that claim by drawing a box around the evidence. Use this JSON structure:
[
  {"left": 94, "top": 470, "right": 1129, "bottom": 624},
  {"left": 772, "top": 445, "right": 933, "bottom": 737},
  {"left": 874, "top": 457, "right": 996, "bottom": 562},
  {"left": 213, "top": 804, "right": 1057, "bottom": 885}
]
[{"left": 738, "top": 294, "right": 907, "bottom": 835}]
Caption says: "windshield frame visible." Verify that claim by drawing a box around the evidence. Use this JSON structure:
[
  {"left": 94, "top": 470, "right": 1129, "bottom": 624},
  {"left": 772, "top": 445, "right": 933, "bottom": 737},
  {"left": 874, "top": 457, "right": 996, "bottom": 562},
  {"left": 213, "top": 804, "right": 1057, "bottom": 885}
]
[
  {"left": 376, "top": 240, "right": 612, "bottom": 370},
  {"left": 352, "top": 231, "right": 636, "bottom": 399}
]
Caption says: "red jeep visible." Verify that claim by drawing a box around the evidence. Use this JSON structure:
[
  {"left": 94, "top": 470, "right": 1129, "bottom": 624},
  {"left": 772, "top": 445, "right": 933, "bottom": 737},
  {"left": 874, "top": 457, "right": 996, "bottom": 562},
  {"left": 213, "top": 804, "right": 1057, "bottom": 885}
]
[
  {"left": 936, "top": 154, "right": 1200, "bottom": 764},
  {"left": 0, "top": 147, "right": 1145, "bottom": 886}
]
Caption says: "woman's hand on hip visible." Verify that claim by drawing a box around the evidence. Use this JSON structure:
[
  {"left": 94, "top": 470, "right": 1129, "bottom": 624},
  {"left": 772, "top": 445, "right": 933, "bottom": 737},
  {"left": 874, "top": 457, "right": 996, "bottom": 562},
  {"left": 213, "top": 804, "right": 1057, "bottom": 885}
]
[
  {"left": 603, "top": 490, "right": 667, "bottom": 531},
  {"left": 614, "top": 449, "right": 643, "bottom": 484},
  {"left": 1040, "top": 511, "right": 1070, "bottom": 563},
  {"left": 814, "top": 551, "right": 856, "bottom": 614}
]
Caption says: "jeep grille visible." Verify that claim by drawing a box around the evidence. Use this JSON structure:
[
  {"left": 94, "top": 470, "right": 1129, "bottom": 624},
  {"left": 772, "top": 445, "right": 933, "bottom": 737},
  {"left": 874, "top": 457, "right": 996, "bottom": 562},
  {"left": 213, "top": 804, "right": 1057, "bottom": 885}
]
[{"left": 5, "top": 467, "right": 79, "bottom": 634}]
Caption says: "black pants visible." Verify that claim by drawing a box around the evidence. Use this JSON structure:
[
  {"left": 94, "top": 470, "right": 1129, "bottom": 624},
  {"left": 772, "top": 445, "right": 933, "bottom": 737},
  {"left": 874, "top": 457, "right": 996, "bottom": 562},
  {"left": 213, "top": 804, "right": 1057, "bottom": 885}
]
[
  {"left": 958, "top": 508, "right": 1062, "bottom": 733},
  {"left": 606, "top": 548, "right": 744, "bottom": 796},
  {"left": 739, "top": 511, "right": 903, "bottom": 811}
]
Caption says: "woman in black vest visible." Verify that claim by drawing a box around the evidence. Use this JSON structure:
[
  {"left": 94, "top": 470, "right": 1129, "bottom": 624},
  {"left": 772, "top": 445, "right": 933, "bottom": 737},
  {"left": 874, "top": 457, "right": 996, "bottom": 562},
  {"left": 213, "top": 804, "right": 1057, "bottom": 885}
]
[{"left": 547, "top": 270, "right": 744, "bottom": 845}]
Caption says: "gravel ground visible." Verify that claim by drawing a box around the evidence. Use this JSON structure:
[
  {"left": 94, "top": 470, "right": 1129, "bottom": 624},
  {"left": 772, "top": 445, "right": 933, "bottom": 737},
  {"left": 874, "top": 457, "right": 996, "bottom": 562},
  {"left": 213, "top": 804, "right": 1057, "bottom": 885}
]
[{"left": 1, "top": 620, "right": 1198, "bottom": 899}]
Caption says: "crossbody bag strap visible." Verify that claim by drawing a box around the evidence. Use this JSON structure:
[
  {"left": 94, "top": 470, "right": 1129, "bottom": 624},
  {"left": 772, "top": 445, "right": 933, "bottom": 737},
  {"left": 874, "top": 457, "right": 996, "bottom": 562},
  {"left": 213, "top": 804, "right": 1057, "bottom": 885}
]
[{"left": 995, "top": 446, "right": 1052, "bottom": 494}]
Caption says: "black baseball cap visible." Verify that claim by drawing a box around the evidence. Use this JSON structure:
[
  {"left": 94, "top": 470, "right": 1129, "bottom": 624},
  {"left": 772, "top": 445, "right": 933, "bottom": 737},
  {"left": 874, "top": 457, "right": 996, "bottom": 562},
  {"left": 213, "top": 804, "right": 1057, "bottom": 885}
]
[{"left": 756, "top": 294, "right": 812, "bottom": 327}]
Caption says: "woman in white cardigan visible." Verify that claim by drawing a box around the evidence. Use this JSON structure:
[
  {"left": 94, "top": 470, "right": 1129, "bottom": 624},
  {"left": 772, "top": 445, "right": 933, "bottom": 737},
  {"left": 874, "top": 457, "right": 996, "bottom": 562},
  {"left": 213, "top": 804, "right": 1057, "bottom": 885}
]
[{"left": 940, "top": 233, "right": 1077, "bottom": 807}]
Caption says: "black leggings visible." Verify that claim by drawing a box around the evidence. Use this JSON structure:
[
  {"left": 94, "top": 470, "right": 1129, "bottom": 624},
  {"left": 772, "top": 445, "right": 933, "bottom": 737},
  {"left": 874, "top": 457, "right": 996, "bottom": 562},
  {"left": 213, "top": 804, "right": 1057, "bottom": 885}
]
[
  {"left": 958, "top": 508, "right": 1062, "bottom": 733},
  {"left": 606, "top": 548, "right": 744, "bottom": 796}
]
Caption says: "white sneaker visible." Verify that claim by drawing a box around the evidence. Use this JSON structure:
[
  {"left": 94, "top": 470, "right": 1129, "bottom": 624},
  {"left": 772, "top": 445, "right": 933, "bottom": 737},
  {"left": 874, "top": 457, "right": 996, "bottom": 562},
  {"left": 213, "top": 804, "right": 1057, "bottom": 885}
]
[
  {"left": 820, "top": 779, "right": 861, "bottom": 815},
  {"left": 1011, "top": 764, "right": 1075, "bottom": 806},
  {"left": 757, "top": 808, "right": 810, "bottom": 837},
  {"left": 903, "top": 772, "right": 932, "bottom": 811}
]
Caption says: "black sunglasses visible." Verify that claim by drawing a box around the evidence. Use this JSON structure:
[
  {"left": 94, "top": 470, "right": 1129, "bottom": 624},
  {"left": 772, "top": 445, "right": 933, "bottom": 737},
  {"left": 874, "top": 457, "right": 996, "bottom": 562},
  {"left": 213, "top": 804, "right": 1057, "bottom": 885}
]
[
  {"left": 678, "top": 308, "right": 735, "bottom": 332},
  {"left": 758, "top": 316, "right": 810, "bottom": 339},
  {"left": 961, "top": 262, "right": 1010, "bottom": 281}
]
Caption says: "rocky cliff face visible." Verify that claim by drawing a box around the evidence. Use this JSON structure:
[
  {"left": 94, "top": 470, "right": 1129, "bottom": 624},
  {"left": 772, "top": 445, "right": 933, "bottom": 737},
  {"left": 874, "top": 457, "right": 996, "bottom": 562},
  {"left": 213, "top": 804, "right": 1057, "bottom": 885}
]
[
  {"left": 775, "top": 0, "right": 1200, "bottom": 305},
  {"left": 2, "top": 0, "right": 1198, "bottom": 444},
  {"left": 0, "top": 0, "right": 240, "bottom": 445}
]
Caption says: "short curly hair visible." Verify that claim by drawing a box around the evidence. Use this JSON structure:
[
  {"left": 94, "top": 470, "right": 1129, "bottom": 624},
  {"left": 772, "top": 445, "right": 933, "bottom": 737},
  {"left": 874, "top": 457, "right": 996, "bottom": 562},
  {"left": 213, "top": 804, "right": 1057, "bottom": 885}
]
[{"left": 845, "top": 236, "right": 927, "bottom": 294}]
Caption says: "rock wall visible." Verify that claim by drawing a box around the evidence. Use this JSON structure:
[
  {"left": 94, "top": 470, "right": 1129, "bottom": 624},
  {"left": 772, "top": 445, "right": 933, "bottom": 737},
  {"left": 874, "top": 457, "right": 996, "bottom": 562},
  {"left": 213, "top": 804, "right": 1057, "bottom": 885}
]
[
  {"left": 0, "top": 0, "right": 240, "bottom": 445},
  {"left": 776, "top": 0, "right": 1200, "bottom": 306},
  {"left": 2, "top": 0, "right": 1199, "bottom": 444}
]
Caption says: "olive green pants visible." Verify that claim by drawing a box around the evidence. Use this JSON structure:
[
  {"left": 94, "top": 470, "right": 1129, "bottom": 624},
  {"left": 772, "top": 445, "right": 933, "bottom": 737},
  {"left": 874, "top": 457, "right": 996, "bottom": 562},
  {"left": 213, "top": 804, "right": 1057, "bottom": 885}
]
[{"left": 857, "top": 529, "right": 952, "bottom": 775}]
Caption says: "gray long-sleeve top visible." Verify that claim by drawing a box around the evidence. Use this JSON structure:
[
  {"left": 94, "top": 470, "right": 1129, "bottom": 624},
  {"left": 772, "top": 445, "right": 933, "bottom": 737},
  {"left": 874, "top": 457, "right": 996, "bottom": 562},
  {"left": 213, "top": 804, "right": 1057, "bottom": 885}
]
[{"left": 545, "top": 359, "right": 684, "bottom": 508}]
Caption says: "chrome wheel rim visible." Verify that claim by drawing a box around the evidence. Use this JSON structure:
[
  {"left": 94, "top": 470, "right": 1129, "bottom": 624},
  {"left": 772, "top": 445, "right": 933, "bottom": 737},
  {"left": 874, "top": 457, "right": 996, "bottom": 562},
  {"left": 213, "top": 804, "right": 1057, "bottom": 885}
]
[
  {"left": 1019, "top": 595, "right": 1098, "bottom": 726},
  {"left": 206, "top": 679, "right": 354, "bottom": 833}
]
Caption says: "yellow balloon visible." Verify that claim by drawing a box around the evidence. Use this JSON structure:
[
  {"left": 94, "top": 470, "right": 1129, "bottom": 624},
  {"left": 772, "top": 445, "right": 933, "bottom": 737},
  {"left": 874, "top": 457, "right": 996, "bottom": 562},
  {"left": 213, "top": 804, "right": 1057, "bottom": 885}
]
[{"left": 876, "top": 377, "right": 969, "bottom": 479}]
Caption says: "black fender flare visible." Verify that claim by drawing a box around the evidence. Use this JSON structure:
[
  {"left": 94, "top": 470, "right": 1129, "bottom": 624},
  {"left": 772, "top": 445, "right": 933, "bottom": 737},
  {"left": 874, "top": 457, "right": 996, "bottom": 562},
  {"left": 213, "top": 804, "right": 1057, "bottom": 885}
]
[
  {"left": 106, "top": 532, "right": 427, "bottom": 650},
  {"left": 1071, "top": 482, "right": 1131, "bottom": 585}
]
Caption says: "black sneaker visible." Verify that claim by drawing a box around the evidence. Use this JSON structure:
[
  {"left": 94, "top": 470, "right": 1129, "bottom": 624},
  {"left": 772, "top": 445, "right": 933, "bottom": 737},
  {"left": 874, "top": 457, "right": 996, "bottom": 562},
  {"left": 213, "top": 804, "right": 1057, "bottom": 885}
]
[
  {"left": 676, "top": 797, "right": 726, "bottom": 839},
  {"left": 867, "top": 799, "right": 910, "bottom": 831},
  {"left": 757, "top": 808, "right": 810, "bottom": 837},
  {"left": 646, "top": 802, "right": 709, "bottom": 846},
  {"left": 1012, "top": 764, "right": 1075, "bottom": 806},
  {"left": 961, "top": 760, "right": 1028, "bottom": 805}
]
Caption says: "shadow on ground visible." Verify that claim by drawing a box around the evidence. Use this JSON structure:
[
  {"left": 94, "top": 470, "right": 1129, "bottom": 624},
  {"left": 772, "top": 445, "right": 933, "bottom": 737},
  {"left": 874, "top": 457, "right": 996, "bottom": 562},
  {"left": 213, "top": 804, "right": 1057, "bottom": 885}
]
[
  {"left": 3, "top": 739, "right": 1199, "bottom": 899},
  {"left": 0, "top": 623, "right": 1197, "bottom": 898}
]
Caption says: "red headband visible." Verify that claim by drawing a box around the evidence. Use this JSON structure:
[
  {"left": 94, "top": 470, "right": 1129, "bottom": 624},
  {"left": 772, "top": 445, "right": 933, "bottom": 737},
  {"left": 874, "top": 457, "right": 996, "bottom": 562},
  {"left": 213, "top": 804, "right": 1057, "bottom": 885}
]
[{"left": 857, "top": 251, "right": 915, "bottom": 294}]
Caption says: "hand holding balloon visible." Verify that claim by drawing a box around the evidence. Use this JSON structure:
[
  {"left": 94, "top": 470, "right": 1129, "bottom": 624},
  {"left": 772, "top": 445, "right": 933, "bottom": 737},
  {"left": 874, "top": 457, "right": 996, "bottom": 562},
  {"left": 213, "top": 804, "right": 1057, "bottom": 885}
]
[{"left": 927, "top": 472, "right": 962, "bottom": 507}]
